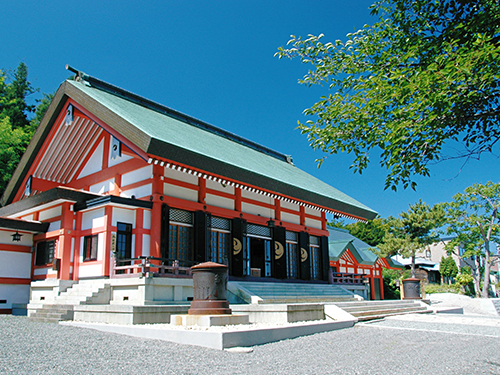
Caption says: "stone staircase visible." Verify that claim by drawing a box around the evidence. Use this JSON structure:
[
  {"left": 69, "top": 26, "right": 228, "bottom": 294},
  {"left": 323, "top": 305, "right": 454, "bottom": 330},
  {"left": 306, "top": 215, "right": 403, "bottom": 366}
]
[
  {"left": 332, "top": 300, "right": 431, "bottom": 321},
  {"left": 230, "top": 281, "right": 359, "bottom": 304},
  {"left": 29, "top": 280, "right": 111, "bottom": 323}
]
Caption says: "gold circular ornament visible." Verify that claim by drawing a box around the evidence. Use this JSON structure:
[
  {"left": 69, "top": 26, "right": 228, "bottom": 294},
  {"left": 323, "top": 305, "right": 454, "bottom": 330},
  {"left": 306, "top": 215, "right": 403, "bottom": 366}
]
[
  {"left": 233, "top": 238, "right": 242, "bottom": 255},
  {"left": 275, "top": 241, "right": 284, "bottom": 260},
  {"left": 301, "top": 248, "right": 308, "bottom": 262}
]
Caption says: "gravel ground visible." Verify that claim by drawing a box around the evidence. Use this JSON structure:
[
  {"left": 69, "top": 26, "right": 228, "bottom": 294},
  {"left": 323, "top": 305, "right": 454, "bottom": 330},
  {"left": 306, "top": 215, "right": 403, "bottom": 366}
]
[{"left": 2, "top": 314, "right": 500, "bottom": 375}]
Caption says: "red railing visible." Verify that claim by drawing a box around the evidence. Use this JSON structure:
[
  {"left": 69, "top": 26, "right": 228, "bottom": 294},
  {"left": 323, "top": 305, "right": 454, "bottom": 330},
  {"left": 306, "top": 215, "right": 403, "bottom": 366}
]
[{"left": 111, "top": 256, "right": 194, "bottom": 278}]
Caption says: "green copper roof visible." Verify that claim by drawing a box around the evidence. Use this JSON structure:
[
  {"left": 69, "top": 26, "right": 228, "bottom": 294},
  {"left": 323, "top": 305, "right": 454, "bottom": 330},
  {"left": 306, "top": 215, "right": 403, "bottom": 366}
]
[
  {"left": 328, "top": 227, "right": 378, "bottom": 265},
  {"left": 64, "top": 77, "right": 377, "bottom": 220},
  {"left": 0, "top": 68, "right": 377, "bottom": 220}
]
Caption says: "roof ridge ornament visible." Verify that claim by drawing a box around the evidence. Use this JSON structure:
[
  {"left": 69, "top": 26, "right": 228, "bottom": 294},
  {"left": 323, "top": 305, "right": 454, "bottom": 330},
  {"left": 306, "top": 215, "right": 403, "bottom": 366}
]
[{"left": 66, "top": 65, "right": 91, "bottom": 86}]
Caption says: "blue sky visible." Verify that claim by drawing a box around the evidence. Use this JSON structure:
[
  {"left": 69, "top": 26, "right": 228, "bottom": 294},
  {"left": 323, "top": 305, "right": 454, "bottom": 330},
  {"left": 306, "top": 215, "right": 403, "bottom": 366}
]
[{"left": 2, "top": 0, "right": 499, "bottom": 221}]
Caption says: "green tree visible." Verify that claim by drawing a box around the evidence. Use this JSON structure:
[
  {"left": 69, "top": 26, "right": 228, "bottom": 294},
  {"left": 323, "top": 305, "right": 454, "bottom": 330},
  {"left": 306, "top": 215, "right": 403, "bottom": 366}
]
[
  {"left": 0, "top": 63, "right": 47, "bottom": 198},
  {"left": 276, "top": 0, "right": 500, "bottom": 191},
  {"left": 346, "top": 218, "right": 387, "bottom": 247},
  {"left": 378, "top": 200, "right": 445, "bottom": 278},
  {"left": 440, "top": 255, "right": 459, "bottom": 284},
  {"left": 442, "top": 182, "right": 500, "bottom": 298}
]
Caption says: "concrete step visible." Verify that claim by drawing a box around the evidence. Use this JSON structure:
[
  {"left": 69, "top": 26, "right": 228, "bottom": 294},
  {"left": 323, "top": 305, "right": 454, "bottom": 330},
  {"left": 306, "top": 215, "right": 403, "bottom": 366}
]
[
  {"left": 330, "top": 300, "right": 430, "bottom": 321},
  {"left": 357, "top": 309, "right": 432, "bottom": 322},
  {"left": 334, "top": 300, "right": 418, "bottom": 308},
  {"left": 28, "top": 304, "right": 74, "bottom": 323},
  {"left": 339, "top": 303, "right": 422, "bottom": 313},
  {"left": 260, "top": 296, "right": 358, "bottom": 304},
  {"left": 234, "top": 281, "right": 356, "bottom": 304},
  {"left": 351, "top": 306, "right": 428, "bottom": 317}
]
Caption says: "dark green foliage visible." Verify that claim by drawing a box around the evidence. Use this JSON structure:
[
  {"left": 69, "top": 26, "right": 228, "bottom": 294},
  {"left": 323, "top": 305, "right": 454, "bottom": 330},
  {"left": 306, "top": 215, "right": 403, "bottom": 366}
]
[
  {"left": 382, "top": 268, "right": 401, "bottom": 299},
  {"left": 329, "top": 218, "right": 387, "bottom": 247},
  {"left": 440, "top": 255, "right": 459, "bottom": 280},
  {"left": 378, "top": 200, "right": 445, "bottom": 277},
  {"left": 346, "top": 218, "right": 386, "bottom": 247},
  {"left": 277, "top": 0, "right": 500, "bottom": 191},
  {"left": 0, "top": 63, "right": 50, "bottom": 198}
]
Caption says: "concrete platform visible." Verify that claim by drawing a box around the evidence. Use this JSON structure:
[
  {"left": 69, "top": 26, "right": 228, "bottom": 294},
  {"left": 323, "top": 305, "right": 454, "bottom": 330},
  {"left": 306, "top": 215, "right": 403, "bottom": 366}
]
[
  {"left": 61, "top": 317, "right": 356, "bottom": 350},
  {"left": 170, "top": 314, "right": 249, "bottom": 327}
]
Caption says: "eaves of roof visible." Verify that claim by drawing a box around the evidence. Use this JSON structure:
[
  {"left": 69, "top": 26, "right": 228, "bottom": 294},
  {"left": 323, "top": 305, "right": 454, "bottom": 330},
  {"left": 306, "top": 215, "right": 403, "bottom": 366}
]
[
  {"left": 0, "top": 187, "right": 101, "bottom": 217},
  {"left": 0, "top": 216, "right": 49, "bottom": 233}
]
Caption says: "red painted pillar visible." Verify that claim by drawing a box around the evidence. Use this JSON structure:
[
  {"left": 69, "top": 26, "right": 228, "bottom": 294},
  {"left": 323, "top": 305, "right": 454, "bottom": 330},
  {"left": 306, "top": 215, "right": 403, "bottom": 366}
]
[
  {"left": 149, "top": 164, "right": 164, "bottom": 258},
  {"left": 58, "top": 202, "right": 75, "bottom": 280},
  {"left": 72, "top": 211, "right": 82, "bottom": 280},
  {"left": 102, "top": 205, "right": 113, "bottom": 277},
  {"left": 379, "top": 274, "right": 385, "bottom": 300},
  {"left": 369, "top": 275, "right": 375, "bottom": 300}
]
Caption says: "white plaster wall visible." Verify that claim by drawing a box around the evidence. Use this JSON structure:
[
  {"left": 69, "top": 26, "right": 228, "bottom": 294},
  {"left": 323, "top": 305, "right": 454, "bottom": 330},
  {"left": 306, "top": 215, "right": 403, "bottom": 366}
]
[
  {"left": 281, "top": 212, "right": 300, "bottom": 225},
  {"left": 339, "top": 267, "right": 346, "bottom": 273},
  {"left": 206, "top": 179, "right": 234, "bottom": 194},
  {"left": 241, "top": 189, "right": 274, "bottom": 205},
  {"left": 143, "top": 210, "right": 151, "bottom": 230},
  {"left": 163, "top": 182, "right": 197, "bottom": 202},
  {"left": 78, "top": 138, "right": 104, "bottom": 178},
  {"left": 131, "top": 235, "right": 136, "bottom": 258},
  {"left": 81, "top": 208, "right": 105, "bottom": 230},
  {"left": 121, "top": 183, "right": 152, "bottom": 199},
  {"left": 0, "top": 284, "right": 31, "bottom": 308},
  {"left": 305, "top": 217, "right": 322, "bottom": 230},
  {"left": 21, "top": 214, "right": 34, "bottom": 221},
  {"left": 205, "top": 193, "right": 234, "bottom": 210},
  {"left": 122, "top": 165, "right": 153, "bottom": 187},
  {"left": 304, "top": 206, "right": 321, "bottom": 218},
  {"left": 90, "top": 178, "right": 115, "bottom": 194},
  {"left": 108, "top": 138, "right": 133, "bottom": 167},
  {"left": 39, "top": 206, "right": 62, "bottom": 221},
  {"left": 78, "top": 264, "right": 103, "bottom": 278},
  {"left": 0, "top": 230, "right": 33, "bottom": 246},
  {"left": 98, "top": 233, "right": 104, "bottom": 261},
  {"left": 164, "top": 167, "right": 198, "bottom": 185},
  {"left": 280, "top": 200, "right": 300, "bottom": 212},
  {"left": 241, "top": 202, "right": 273, "bottom": 219},
  {"left": 112, "top": 207, "right": 136, "bottom": 227},
  {"left": 142, "top": 235, "right": 150, "bottom": 256},
  {"left": 0, "top": 251, "right": 32, "bottom": 278}
]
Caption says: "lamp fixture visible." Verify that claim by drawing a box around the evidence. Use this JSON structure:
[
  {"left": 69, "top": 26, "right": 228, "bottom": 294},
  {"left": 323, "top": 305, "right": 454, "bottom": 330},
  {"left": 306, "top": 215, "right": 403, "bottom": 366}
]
[
  {"left": 267, "top": 219, "right": 275, "bottom": 228},
  {"left": 12, "top": 231, "right": 22, "bottom": 242}
]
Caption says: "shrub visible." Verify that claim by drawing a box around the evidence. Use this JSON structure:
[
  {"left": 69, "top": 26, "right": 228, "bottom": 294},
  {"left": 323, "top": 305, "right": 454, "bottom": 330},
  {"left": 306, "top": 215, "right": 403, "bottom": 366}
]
[{"left": 424, "top": 283, "right": 460, "bottom": 295}]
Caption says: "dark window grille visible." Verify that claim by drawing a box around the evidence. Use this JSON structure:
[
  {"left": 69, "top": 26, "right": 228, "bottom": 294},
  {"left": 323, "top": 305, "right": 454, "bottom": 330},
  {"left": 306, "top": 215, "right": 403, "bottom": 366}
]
[
  {"left": 310, "top": 244, "right": 321, "bottom": 280},
  {"left": 83, "top": 235, "right": 98, "bottom": 261},
  {"left": 286, "top": 242, "right": 298, "bottom": 278},
  {"left": 116, "top": 222, "right": 132, "bottom": 260},
  {"left": 35, "top": 240, "right": 55, "bottom": 266},
  {"left": 247, "top": 223, "right": 271, "bottom": 238},
  {"left": 209, "top": 231, "right": 229, "bottom": 264},
  {"left": 169, "top": 224, "right": 193, "bottom": 265}
]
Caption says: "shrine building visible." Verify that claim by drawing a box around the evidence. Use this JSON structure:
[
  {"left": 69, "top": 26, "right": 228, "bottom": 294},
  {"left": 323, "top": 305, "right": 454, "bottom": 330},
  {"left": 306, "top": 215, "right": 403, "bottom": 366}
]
[{"left": 0, "top": 67, "right": 388, "bottom": 314}]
